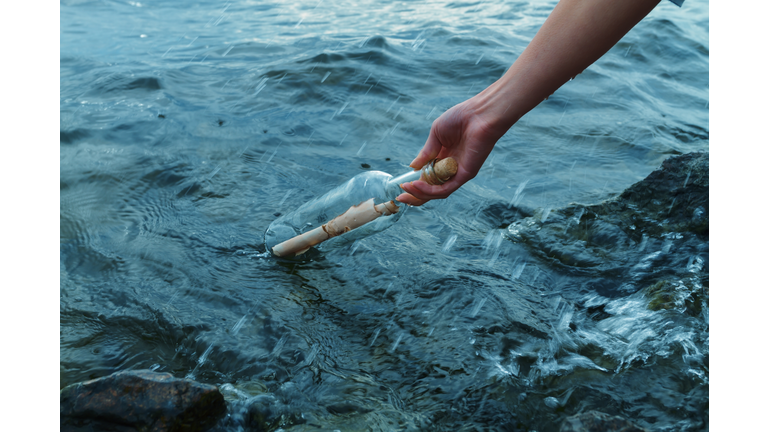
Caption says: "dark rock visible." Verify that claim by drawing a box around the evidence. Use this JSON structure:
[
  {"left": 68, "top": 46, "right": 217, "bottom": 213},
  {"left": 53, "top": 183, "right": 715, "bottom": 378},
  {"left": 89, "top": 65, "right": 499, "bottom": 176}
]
[
  {"left": 500, "top": 153, "right": 708, "bottom": 295},
  {"left": 60, "top": 370, "right": 226, "bottom": 432},
  {"left": 605, "top": 151, "right": 709, "bottom": 238},
  {"left": 560, "top": 411, "right": 649, "bottom": 432}
]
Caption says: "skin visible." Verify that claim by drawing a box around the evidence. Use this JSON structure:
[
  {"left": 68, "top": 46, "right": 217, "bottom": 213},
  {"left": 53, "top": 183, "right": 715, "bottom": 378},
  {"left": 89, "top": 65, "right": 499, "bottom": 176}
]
[{"left": 398, "top": 0, "right": 662, "bottom": 206}]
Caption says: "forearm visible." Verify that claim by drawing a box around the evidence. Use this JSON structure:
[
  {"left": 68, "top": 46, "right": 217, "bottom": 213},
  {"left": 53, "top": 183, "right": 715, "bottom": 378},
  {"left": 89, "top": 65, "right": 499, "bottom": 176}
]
[
  {"left": 400, "top": 0, "right": 662, "bottom": 205},
  {"left": 470, "top": 0, "right": 661, "bottom": 137}
]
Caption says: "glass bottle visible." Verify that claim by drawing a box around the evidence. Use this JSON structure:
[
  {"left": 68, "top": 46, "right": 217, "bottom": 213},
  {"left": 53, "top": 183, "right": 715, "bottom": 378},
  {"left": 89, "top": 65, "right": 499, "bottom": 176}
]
[{"left": 264, "top": 158, "right": 457, "bottom": 257}]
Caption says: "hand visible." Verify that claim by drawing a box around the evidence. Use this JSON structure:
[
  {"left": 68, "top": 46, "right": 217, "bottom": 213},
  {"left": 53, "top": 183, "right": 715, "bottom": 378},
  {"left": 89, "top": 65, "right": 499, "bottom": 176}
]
[
  {"left": 397, "top": 0, "right": 661, "bottom": 207},
  {"left": 397, "top": 100, "right": 503, "bottom": 206}
]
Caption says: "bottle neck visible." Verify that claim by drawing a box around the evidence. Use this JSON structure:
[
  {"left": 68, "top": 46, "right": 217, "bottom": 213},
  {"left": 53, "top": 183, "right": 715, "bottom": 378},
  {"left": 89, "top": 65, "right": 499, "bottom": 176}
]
[
  {"left": 384, "top": 160, "right": 448, "bottom": 199},
  {"left": 390, "top": 169, "right": 423, "bottom": 186},
  {"left": 385, "top": 169, "right": 422, "bottom": 200}
]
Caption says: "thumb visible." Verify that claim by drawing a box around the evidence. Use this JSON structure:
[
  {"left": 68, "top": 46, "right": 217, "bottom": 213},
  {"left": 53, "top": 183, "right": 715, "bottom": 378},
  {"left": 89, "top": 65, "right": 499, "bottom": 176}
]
[{"left": 409, "top": 130, "right": 443, "bottom": 170}]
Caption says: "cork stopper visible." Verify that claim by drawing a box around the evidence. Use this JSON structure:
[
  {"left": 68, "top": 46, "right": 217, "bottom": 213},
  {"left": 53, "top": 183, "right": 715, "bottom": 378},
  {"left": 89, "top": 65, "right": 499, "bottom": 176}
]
[
  {"left": 434, "top": 157, "right": 458, "bottom": 182},
  {"left": 422, "top": 157, "right": 458, "bottom": 185}
]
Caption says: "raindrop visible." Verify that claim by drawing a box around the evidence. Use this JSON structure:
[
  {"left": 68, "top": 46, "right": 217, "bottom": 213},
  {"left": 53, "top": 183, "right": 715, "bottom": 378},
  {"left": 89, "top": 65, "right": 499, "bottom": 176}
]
[
  {"left": 278, "top": 189, "right": 295, "bottom": 207},
  {"left": 356, "top": 141, "right": 368, "bottom": 156},
  {"left": 557, "top": 97, "right": 570, "bottom": 124},
  {"left": 390, "top": 333, "right": 404, "bottom": 352},
  {"left": 264, "top": 145, "right": 280, "bottom": 163},
  {"left": 442, "top": 233, "right": 458, "bottom": 253},
  {"left": 386, "top": 96, "right": 401, "bottom": 113},
  {"left": 683, "top": 170, "right": 692, "bottom": 188},
  {"left": 197, "top": 343, "right": 214, "bottom": 365},
  {"left": 512, "top": 262, "right": 526, "bottom": 279},
  {"left": 470, "top": 297, "right": 487, "bottom": 318},
  {"left": 330, "top": 101, "right": 349, "bottom": 119},
  {"left": 509, "top": 180, "right": 529, "bottom": 208},
  {"left": 207, "top": 165, "right": 222, "bottom": 180},
  {"left": 232, "top": 315, "right": 248, "bottom": 334},
  {"left": 254, "top": 78, "right": 268, "bottom": 95},
  {"left": 483, "top": 230, "right": 504, "bottom": 268},
  {"left": 321, "top": 71, "right": 331, "bottom": 83},
  {"left": 370, "top": 328, "right": 381, "bottom": 346},
  {"left": 541, "top": 207, "right": 552, "bottom": 223}
]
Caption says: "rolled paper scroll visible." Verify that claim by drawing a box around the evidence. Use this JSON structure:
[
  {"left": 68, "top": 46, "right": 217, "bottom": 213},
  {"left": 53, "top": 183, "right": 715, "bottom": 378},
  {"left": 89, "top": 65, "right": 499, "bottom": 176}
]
[{"left": 271, "top": 198, "right": 399, "bottom": 257}]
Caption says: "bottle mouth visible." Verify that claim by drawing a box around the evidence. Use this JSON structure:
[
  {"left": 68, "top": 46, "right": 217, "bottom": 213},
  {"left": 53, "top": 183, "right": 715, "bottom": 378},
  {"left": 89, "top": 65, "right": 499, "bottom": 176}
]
[{"left": 423, "top": 159, "right": 446, "bottom": 185}]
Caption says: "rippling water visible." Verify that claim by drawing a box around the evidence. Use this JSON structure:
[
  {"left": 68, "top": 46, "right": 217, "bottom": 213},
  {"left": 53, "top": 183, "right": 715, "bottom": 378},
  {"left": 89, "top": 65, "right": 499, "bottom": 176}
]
[{"left": 61, "top": 0, "right": 709, "bottom": 430}]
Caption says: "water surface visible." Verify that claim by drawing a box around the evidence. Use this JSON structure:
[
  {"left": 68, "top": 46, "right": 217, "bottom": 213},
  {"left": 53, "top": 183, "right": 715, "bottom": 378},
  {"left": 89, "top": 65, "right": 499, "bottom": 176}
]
[{"left": 60, "top": 0, "right": 709, "bottom": 430}]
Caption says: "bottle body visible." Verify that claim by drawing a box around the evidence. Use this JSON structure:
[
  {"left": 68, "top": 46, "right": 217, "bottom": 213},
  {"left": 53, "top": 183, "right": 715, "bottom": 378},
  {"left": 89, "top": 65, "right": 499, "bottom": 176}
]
[
  {"left": 264, "top": 158, "right": 457, "bottom": 257},
  {"left": 264, "top": 170, "right": 410, "bottom": 255}
]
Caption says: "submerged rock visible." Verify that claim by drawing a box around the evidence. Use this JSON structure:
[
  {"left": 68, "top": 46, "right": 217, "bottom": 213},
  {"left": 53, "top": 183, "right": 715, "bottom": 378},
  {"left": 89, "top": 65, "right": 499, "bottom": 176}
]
[
  {"left": 60, "top": 370, "right": 226, "bottom": 432},
  {"left": 604, "top": 151, "right": 709, "bottom": 238},
  {"left": 496, "top": 152, "right": 709, "bottom": 297},
  {"left": 560, "top": 410, "right": 649, "bottom": 432}
]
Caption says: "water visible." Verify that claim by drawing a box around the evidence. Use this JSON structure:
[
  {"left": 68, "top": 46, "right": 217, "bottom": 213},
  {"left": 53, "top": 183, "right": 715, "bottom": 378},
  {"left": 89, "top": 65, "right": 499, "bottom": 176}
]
[{"left": 60, "top": 0, "right": 709, "bottom": 430}]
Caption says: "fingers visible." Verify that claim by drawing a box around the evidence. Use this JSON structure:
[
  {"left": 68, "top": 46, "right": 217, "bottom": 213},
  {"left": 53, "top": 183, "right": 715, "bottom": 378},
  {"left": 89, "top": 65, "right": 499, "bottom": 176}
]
[
  {"left": 395, "top": 192, "right": 427, "bottom": 206},
  {"left": 399, "top": 178, "right": 463, "bottom": 202}
]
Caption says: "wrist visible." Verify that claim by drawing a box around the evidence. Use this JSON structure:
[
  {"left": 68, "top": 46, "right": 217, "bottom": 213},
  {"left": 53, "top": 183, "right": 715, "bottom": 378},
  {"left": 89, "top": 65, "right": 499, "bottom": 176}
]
[{"left": 464, "top": 77, "right": 525, "bottom": 141}]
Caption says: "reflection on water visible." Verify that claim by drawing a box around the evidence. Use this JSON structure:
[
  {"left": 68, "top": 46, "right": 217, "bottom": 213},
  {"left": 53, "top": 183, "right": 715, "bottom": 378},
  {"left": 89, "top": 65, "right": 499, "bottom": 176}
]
[{"left": 61, "top": 0, "right": 708, "bottom": 430}]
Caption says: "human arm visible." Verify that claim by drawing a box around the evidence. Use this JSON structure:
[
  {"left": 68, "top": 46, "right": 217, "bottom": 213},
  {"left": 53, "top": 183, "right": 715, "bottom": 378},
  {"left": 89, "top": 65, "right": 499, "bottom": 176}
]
[{"left": 397, "top": 0, "right": 662, "bottom": 205}]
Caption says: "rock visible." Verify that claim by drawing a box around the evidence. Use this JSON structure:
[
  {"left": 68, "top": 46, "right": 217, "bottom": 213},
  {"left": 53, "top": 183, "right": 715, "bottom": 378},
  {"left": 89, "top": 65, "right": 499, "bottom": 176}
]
[
  {"left": 560, "top": 411, "right": 649, "bottom": 432},
  {"left": 60, "top": 370, "right": 226, "bottom": 432},
  {"left": 607, "top": 151, "right": 709, "bottom": 238},
  {"left": 497, "top": 152, "right": 709, "bottom": 297}
]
